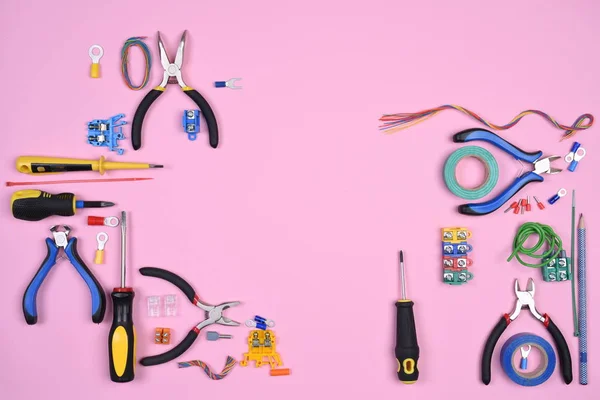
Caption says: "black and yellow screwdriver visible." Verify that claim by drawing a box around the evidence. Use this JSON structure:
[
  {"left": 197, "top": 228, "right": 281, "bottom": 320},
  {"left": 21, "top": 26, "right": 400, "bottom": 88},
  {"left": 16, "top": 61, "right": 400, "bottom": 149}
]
[
  {"left": 109, "top": 211, "right": 136, "bottom": 382},
  {"left": 16, "top": 156, "right": 163, "bottom": 175},
  {"left": 11, "top": 190, "right": 115, "bottom": 221},
  {"left": 395, "top": 250, "right": 420, "bottom": 384}
]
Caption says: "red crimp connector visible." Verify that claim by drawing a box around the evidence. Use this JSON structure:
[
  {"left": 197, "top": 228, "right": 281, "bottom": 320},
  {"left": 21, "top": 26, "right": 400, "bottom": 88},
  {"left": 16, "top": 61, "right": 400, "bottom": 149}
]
[
  {"left": 533, "top": 196, "right": 545, "bottom": 210},
  {"left": 88, "top": 216, "right": 105, "bottom": 226}
]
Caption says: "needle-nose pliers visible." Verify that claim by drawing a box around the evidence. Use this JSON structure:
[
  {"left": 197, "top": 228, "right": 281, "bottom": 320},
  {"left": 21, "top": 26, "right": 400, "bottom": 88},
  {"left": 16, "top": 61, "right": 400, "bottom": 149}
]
[
  {"left": 453, "top": 128, "right": 562, "bottom": 216},
  {"left": 138, "top": 267, "right": 240, "bottom": 366},
  {"left": 132, "top": 31, "right": 218, "bottom": 150},
  {"left": 23, "top": 225, "right": 106, "bottom": 325},
  {"left": 481, "top": 278, "right": 572, "bottom": 385}
]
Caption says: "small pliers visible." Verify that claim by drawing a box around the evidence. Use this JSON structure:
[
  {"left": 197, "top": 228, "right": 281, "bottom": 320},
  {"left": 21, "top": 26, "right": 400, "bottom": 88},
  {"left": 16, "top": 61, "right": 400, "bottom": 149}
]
[
  {"left": 453, "top": 128, "right": 562, "bottom": 215},
  {"left": 23, "top": 225, "right": 106, "bottom": 325},
  {"left": 139, "top": 267, "right": 240, "bottom": 366},
  {"left": 481, "top": 278, "right": 572, "bottom": 385},
  {"left": 132, "top": 31, "right": 218, "bottom": 150}
]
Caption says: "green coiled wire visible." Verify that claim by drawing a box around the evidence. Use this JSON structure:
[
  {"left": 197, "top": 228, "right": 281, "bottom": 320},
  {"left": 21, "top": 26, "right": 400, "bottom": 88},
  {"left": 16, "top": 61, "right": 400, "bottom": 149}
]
[
  {"left": 507, "top": 222, "right": 563, "bottom": 268},
  {"left": 444, "top": 146, "right": 499, "bottom": 200}
]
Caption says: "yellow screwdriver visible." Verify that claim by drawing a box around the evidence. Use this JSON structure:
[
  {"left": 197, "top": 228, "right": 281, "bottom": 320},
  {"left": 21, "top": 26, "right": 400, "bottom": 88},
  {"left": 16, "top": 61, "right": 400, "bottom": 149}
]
[
  {"left": 109, "top": 211, "right": 136, "bottom": 382},
  {"left": 16, "top": 156, "right": 163, "bottom": 175},
  {"left": 395, "top": 250, "right": 420, "bottom": 383}
]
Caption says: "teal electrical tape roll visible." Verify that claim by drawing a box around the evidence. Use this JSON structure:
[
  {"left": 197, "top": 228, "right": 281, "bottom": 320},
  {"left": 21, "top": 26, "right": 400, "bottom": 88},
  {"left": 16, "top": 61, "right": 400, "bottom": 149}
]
[
  {"left": 500, "top": 333, "right": 556, "bottom": 386},
  {"left": 444, "top": 146, "right": 499, "bottom": 200}
]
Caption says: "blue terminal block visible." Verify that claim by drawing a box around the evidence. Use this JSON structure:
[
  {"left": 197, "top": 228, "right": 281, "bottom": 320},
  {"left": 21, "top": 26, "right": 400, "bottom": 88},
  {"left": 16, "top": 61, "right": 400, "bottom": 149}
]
[
  {"left": 182, "top": 110, "right": 200, "bottom": 141},
  {"left": 87, "top": 114, "right": 126, "bottom": 155}
]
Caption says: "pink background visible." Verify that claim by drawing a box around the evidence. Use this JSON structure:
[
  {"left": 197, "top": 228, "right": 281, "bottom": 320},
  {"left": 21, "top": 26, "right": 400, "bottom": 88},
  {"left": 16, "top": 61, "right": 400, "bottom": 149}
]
[{"left": 0, "top": 0, "right": 598, "bottom": 398}]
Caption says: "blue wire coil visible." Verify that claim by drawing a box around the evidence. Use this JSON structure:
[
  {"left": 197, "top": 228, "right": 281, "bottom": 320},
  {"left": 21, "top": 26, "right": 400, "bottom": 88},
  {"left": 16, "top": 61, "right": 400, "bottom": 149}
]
[{"left": 500, "top": 333, "right": 556, "bottom": 386}]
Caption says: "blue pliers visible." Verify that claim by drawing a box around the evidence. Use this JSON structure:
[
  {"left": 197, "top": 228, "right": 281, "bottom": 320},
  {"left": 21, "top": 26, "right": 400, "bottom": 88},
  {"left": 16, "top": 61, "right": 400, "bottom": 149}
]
[
  {"left": 453, "top": 129, "right": 562, "bottom": 216},
  {"left": 23, "top": 225, "right": 106, "bottom": 325}
]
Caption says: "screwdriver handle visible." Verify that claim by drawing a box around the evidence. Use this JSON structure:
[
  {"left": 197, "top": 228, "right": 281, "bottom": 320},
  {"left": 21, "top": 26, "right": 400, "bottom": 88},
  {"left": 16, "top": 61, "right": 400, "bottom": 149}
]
[
  {"left": 11, "top": 190, "right": 76, "bottom": 221},
  {"left": 395, "top": 300, "right": 420, "bottom": 383},
  {"left": 16, "top": 156, "right": 101, "bottom": 174},
  {"left": 108, "top": 288, "right": 136, "bottom": 382}
]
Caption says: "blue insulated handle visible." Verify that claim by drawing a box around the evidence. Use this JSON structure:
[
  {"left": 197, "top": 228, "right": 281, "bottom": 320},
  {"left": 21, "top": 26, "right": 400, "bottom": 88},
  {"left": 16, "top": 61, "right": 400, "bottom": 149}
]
[
  {"left": 459, "top": 171, "right": 544, "bottom": 216},
  {"left": 567, "top": 160, "right": 579, "bottom": 172},
  {"left": 23, "top": 238, "right": 59, "bottom": 325},
  {"left": 64, "top": 237, "right": 106, "bottom": 323},
  {"left": 548, "top": 194, "right": 560, "bottom": 205},
  {"left": 453, "top": 129, "right": 543, "bottom": 163},
  {"left": 520, "top": 357, "right": 528, "bottom": 370}
]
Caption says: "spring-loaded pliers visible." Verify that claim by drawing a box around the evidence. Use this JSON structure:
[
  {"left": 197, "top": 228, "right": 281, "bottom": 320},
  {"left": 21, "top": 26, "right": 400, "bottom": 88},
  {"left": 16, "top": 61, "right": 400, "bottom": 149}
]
[
  {"left": 23, "top": 225, "right": 106, "bottom": 325},
  {"left": 453, "top": 128, "right": 562, "bottom": 215},
  {"left": 481, "top": 278, "right": 572, "bottom": 385},
  {"left": 132, "top": 31, "right": 218, "bottom": 150},
  {"left": 139, "top": 267, "right": 240, "bottom": 366}
]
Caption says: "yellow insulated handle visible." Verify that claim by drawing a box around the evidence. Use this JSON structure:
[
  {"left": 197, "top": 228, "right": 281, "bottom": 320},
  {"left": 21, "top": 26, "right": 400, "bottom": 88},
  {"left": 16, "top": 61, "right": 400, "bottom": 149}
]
[
  {"left": 90, "top": 63, "right": 101, "bottom": 78},
  {"left": 16, "top": 156, "right": 156, "bottom": 175},
  {"left": 94, "top": 249, "right": 104, "bottom": 264}
]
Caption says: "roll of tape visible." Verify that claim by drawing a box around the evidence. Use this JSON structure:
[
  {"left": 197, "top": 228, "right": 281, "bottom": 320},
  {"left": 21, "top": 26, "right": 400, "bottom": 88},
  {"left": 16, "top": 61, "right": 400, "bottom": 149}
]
[
  {"left": 444, "top": 146, "right": 499, "bottom": 200},
  {"left": 500, "top": 333, "right": 556, "bottom": 386}
]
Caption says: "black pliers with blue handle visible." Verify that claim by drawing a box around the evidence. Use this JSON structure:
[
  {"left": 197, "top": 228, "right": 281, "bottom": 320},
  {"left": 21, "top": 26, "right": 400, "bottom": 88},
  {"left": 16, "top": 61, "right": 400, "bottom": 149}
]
[{"left": 453, "top": 128, "right": 562, "bottom": 216}]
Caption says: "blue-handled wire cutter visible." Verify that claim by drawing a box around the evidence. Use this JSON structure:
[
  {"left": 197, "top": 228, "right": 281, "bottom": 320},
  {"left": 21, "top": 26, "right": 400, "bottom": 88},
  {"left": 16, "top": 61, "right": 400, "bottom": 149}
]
[
  {"left": 453, "top": 128, "right": 562, "bottom": 216},
  {"left": 23, "top": 225, "right": 106, "bottom": 325}
]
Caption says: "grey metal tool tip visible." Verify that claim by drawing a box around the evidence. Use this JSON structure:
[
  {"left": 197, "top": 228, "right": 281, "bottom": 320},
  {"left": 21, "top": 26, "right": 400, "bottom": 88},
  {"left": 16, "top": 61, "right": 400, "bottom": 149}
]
[
  {"left": 150, "top": 164, "right": 164, "bottom": 168},
  {"left": 399, "top": 250, "right": 404, "bottom": 262},
  {"left": 101, "top": 201, "right": 116, "bottom": 207}
]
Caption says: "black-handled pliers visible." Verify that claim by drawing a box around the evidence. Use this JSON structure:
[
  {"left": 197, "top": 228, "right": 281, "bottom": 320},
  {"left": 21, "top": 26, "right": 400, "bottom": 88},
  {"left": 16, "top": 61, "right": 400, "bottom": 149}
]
[
  {"left": 481, "top": 278, "right": 572, "bottom": 385},
  {"left": 23, "top": 225, "right": 106, "bottom": 325},
  {"left": 132, "top": 31, "right": 219, "bottom": 150},
  {"left": 138, "top": 267, "right": 240, "bottom": 366}
]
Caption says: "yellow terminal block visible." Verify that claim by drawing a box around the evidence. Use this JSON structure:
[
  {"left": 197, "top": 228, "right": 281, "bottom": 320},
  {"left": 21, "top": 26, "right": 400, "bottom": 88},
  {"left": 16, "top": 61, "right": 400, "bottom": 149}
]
[
  {"left": 441, "top": 227, "right": 472, "bottom": 243},
  {"left": 239, "top": 330, "right": 282, "bottom": 369}
]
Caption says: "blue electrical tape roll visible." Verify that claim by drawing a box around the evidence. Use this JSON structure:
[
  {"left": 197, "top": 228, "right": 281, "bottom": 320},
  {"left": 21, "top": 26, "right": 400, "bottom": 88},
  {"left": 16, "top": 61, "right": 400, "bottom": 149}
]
[{"left": 500, "top": 333, "right": 556, "bottom": 386}]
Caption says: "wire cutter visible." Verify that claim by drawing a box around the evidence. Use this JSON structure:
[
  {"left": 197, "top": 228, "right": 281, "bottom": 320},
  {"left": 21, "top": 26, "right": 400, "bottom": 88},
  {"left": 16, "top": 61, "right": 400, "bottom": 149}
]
[
  {"left": 23, "top": 225, "right": 106, "bottom": 325},
  {"left": 481, "top": 278, "right": 572, "bottom": 385},
  {"left": 132, "top": 31, "right": 218, "bottom": 150},
  {"left": 453, "top": 128, "right": 562, "bottom": 216},
  {"left": 139, "top": 267, "right": 240, "bottom": 366}
]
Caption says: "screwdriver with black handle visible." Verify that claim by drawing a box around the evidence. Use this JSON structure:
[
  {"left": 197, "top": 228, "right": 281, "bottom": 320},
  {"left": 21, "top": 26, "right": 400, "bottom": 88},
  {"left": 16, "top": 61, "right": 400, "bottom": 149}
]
[
  {"left": 11, "top": 190, "right": 115, "bottom": 221},
  {"left": 108, "top": 211, "right": 136, "bottom": 382},
  {"left": 395, "top": 250, "right": 420, "bottom": 383}
]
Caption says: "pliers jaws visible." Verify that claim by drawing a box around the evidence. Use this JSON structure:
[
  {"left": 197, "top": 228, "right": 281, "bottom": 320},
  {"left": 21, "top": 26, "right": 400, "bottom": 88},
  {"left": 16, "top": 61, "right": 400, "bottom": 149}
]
[
  {"left": 507, "top": 278, "right": 544, "bottom": 322},
  {"left": 196, "top": 300, "right": 241, "bottom": 330},
  {"left": 533, "top": 155, "right": 562, "bottom": 175},
  {"left": 50, "top": 225, "right": 71, "bottom": 247}
]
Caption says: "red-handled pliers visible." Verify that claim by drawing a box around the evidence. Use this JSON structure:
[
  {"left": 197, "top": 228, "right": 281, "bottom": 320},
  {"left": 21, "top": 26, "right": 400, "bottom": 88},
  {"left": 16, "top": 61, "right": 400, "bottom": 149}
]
[
  {"left": 131, "top": 31, "right": 219, "bottom": 150},
  {"left": 481, "top": 278, "right": 572, "bottom": 385}
]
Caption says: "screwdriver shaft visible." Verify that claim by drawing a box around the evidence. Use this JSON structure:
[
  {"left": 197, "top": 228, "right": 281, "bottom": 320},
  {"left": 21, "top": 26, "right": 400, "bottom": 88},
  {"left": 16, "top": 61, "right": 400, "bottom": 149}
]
[
  {"left": 399, "top": 251, "right": 406, "bottom": 300},
  {"left": 120, "top": 211, "right": 127, "bottom": 288}
]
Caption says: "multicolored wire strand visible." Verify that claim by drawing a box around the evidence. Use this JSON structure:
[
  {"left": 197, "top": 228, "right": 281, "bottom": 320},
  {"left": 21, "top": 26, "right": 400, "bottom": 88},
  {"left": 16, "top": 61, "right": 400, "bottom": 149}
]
[
  {"left": 379, "top": 105, "right": 594, "bottom": 141},
  {"left": 121, "top": 37, "right": 152, "bottom": 91},
  {"left": 178, "top": 356, "right": 236, "bottom": 380}
]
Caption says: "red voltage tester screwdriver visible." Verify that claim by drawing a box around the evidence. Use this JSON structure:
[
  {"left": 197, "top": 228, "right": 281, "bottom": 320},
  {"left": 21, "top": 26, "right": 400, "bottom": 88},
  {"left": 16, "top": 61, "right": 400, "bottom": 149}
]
[{"left": 395, "top": 251, "right": 420, "bottom": 383}]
